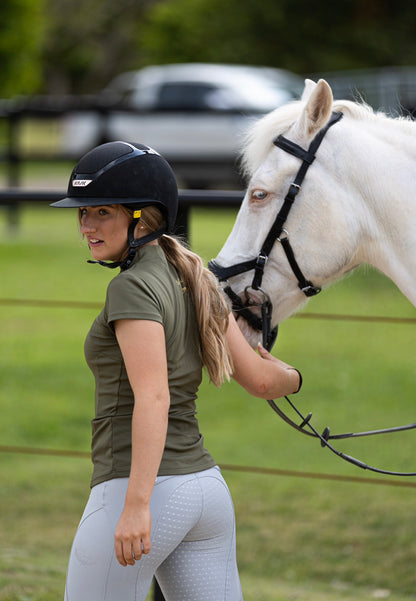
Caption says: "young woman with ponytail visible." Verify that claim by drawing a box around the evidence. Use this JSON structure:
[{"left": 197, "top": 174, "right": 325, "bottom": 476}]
[{"left": 52, "top": 141, "right": 301, "bottom": 601}]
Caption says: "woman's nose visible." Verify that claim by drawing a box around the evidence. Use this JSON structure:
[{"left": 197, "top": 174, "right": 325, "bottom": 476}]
[{"left": 80, "top": 217, "right": 96, "bottom": 233}]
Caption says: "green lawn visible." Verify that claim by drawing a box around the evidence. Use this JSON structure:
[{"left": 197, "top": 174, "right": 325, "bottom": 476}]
[{"left": 0, "top": 203, "right": 415, "bottom": 600}]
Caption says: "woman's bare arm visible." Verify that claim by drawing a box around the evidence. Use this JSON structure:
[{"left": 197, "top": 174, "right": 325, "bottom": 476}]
[
  {"left": 226, "top": 313, "right": 301, "bottom": 399},
  {"left": 113, "top": 319, "right": 170, "bottom": 567}
]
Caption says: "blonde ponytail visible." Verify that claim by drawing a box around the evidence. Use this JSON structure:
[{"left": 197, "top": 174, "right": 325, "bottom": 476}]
[
  {"left": 159, "top": 234, "right": 233, "bottom": 386},
  {"left": 121, "top": 204, "right": 233, "bottom": 386}
]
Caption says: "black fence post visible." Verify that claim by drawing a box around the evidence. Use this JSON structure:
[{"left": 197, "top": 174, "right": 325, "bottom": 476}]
[{"left": 174, "top": 203, "right": 190, "bottom": 242}]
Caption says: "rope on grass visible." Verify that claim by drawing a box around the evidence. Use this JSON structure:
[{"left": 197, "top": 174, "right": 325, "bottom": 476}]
[
  {"left": 0, "top": 444, "right": 90, "bottom": 458},
  {"left": 2, "top": 444, "right": 416, "bottom": 489},
  {"left": 0, "top": 298, "right": 102, "bottom": 309},
  {"left": 0, "top": 297, "right": 415, "bottom": 324}
]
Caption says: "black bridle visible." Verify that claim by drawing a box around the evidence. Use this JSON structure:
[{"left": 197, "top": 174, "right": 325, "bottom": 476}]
[
  {"left": 209, "top": 111, "right": 416, "bottom": 477},
  {"left": 210, "top": 111, "right": 344, "bottom": 348}
]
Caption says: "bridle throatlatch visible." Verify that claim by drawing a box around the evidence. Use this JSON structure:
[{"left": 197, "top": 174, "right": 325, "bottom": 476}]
[{"left": 209, "top": 111, "right": 416, "bottom": 476}]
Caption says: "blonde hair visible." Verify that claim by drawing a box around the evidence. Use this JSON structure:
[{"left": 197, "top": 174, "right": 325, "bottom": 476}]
[{"left": 124, "top": 205, "right": 233, "bottom": 387}]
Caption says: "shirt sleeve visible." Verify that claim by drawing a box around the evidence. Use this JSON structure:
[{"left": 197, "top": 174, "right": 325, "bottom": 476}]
[{"left": 105, "top": 271, "right": 164, "bottom": 327}]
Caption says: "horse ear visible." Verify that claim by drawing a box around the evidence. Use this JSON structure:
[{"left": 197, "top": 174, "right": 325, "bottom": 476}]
[
  {"left": 298, "top": 79, "right": 333, "bottom": 136},
  {"left": 301, "top": 79, "right": 317, "bottom": 102}
]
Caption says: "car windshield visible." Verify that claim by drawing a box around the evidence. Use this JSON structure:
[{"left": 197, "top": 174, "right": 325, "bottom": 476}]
[
  {"left": 234, "top": 80, "right": 301, "bottom": 111},
  {"left": 103, "top": 66, "right": 303, "bottom": 112}
]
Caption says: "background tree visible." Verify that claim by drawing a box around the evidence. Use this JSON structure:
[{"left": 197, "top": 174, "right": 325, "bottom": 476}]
[
  {"left": 0, "top": 0, "right": 47, "bottom": 97},
  {"left": 41, "top": 0, "right": 160, "bottom": 94},
  {"left": 140, "top": 0, "right": 416, "bottom": 75},
  {"left": 2, "top": 0, "right": 416, "bottom": 97}
]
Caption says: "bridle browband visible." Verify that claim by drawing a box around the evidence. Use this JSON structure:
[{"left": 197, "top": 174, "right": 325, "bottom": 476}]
[{"left": 209, "top": 111, "right": 416, "bottom": 477}]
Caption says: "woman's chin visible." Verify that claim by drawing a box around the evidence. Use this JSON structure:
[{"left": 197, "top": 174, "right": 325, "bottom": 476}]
[{"left": 89, "top": 248, "right": 117, "bottom": 262}]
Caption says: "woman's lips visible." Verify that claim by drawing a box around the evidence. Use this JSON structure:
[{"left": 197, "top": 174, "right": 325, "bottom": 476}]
[{"left": 88, "top": 238, "right": 103, "bottom": 246}]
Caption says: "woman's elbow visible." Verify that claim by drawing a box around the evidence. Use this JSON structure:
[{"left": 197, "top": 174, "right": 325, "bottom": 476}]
[
  {"left": 242, "top": 369, "right": 298, "bottom": 400},
  {"left": 243, "top": 374, "right": 276, "bottom": 399}
]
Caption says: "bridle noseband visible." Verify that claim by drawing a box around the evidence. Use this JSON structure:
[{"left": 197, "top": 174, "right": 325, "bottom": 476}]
[{"left": 209, "top": 111, "right": 416, "bottom": 477}]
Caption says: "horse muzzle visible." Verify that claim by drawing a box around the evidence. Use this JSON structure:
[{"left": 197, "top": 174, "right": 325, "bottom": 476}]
[{"left": 225, "top": 283, "right": 278, "bottom": 351}]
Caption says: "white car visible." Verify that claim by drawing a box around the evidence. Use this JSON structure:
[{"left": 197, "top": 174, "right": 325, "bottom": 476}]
[{"left": 62, "top": 63, "right": 303, "bottom": 187}]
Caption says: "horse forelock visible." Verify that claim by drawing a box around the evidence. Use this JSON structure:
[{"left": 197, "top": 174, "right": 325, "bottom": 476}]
[{"left": 240, "top": 101, "right": 303, "bottom": 177}]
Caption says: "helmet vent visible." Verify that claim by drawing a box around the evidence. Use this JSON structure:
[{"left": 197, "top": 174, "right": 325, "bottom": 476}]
[{"left": 76, "top": 142, "right": 133, "bottom": 174}]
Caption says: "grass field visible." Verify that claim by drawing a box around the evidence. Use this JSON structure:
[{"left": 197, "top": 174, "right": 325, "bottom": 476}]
[{"left": 0, "top": 203, "right": 415, "bottom": 600}]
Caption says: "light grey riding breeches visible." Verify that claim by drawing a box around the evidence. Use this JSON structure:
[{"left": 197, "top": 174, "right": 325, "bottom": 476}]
[{"left": 64, "top": 466, "right": 243, "bottom": 601}]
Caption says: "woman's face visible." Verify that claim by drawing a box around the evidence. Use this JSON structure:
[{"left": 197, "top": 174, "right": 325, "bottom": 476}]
[{"left": 79, "top": 205, "right": 131, "bottom": 262}]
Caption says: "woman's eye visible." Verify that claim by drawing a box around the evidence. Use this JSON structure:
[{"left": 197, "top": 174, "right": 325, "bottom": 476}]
[{"left": 250, "top": 189, "right": 268, "bottom": 203}]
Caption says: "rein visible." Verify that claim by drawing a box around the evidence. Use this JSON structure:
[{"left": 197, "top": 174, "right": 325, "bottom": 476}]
[
  {"left": 209, "top": 111, "right": 416, "bottom": 477},
  {"left": 267, "top": 397, "right": 416, "bottom": 477}
]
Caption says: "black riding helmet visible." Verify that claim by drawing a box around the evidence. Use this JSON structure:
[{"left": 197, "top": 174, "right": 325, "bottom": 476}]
[{"left": 51, "top": 141, "right": 178, "bottom": 270}]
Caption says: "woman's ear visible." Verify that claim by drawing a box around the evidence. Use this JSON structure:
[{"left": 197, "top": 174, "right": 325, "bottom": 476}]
[{"left": 134, "top": 220, "right": 146, "bottom": 238}]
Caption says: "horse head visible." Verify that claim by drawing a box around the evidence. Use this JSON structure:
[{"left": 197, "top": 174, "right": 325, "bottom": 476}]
[{"left": 210, "top": 78, "right": 416, "bottom": 347}]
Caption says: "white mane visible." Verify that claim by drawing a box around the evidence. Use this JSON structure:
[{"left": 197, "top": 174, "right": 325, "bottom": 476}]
[{"left": 241, "top": 98, "right": 415, "bottom": 178}]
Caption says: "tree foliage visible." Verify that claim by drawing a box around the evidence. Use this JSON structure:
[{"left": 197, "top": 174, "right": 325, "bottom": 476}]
[
  {"left": 140, "top": 0, "right": 416, "bottom": 74},
  {"left": 0, "top": 0, "right": 47, "bottom": 97},
  {"left": 41, "top": 0, "right": 160, "bottom": 94},
  {"left": 1, "top": 0, "right": 416, "bottom": 96}
]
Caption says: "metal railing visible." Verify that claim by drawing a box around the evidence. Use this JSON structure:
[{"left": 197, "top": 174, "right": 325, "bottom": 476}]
[
  {"left": 0, "top": 187, "right": 244, "bottom": 241},
  {"left": 0, "top": 94, "right": 245, "bottom": 193}
]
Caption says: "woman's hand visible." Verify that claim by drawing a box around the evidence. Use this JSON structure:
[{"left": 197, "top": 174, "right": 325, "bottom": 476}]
[
  {"left": 114, "top": 503, "right": 152, "bottom": 566},
  {"left": 257, "top": 342, "right": 293, "bottom": 370},
  {"left": 257, "top": 343, "right": 302, "bottom": 393},
  {"left": 226, "top": 314, "right": 302, "bottom": 398}
]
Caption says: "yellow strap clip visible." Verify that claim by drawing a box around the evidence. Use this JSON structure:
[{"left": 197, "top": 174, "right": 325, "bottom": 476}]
[{"left": 133, "top": 210, "right": 142, "bottom": 219}]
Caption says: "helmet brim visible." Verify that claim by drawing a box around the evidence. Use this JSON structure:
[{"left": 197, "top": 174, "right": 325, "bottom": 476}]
[{"left": 50, "top": 197, "right": 164, "bottom": 209}]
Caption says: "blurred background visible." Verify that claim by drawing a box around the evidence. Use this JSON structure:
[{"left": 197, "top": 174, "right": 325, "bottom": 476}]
[
  {"left": 3, "top": 0, "right": 416, "bottom": 98},
  {"left": 1, "top": 0, "right": 416, "bottom": 190},
  {"left": 1, "top": 2, "right": 416, "bottom": 600}
]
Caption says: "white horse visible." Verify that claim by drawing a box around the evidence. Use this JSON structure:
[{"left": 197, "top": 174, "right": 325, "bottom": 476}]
[{"left": 211, "top": 79, "right": 416, "bottom": 347}]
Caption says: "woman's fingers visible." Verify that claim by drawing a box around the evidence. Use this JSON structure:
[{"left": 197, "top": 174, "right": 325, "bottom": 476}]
[
  {"left": 115, "top": 538, "right": 127, "bottom": 567},
  {"left": 115, "top": 534, "right": 151, "bottom": 566},
  {"left": 257, "top": 342, "right": 271, "bottom": 359}
]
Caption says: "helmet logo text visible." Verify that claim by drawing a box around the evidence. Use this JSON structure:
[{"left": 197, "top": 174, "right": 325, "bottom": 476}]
[{"left": 73, "top": 179, "right": 93, "bottom": 187}]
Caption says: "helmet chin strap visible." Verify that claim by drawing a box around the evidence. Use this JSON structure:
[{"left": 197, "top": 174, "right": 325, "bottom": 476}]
[{"left": 87, "top": 213, "right": 165, "bottom": 271}]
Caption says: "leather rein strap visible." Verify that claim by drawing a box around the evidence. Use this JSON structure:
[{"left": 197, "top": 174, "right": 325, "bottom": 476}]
[{"left": 267, "top": 396, "right": 416, "bottom": 476}]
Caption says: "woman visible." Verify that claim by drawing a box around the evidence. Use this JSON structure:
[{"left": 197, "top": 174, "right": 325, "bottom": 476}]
[{"left": 52, "top": 141, "right": 301, "bottom": 601}]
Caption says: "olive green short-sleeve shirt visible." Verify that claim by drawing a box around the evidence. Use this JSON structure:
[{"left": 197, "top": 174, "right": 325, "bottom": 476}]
[{"left": 84, "top": 245, "right": 215, "bottom": 487}]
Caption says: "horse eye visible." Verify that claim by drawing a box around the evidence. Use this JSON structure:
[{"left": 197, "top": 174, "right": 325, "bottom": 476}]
[{"left": 250, "top": 189, "right": 268, "bottom": 203}]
